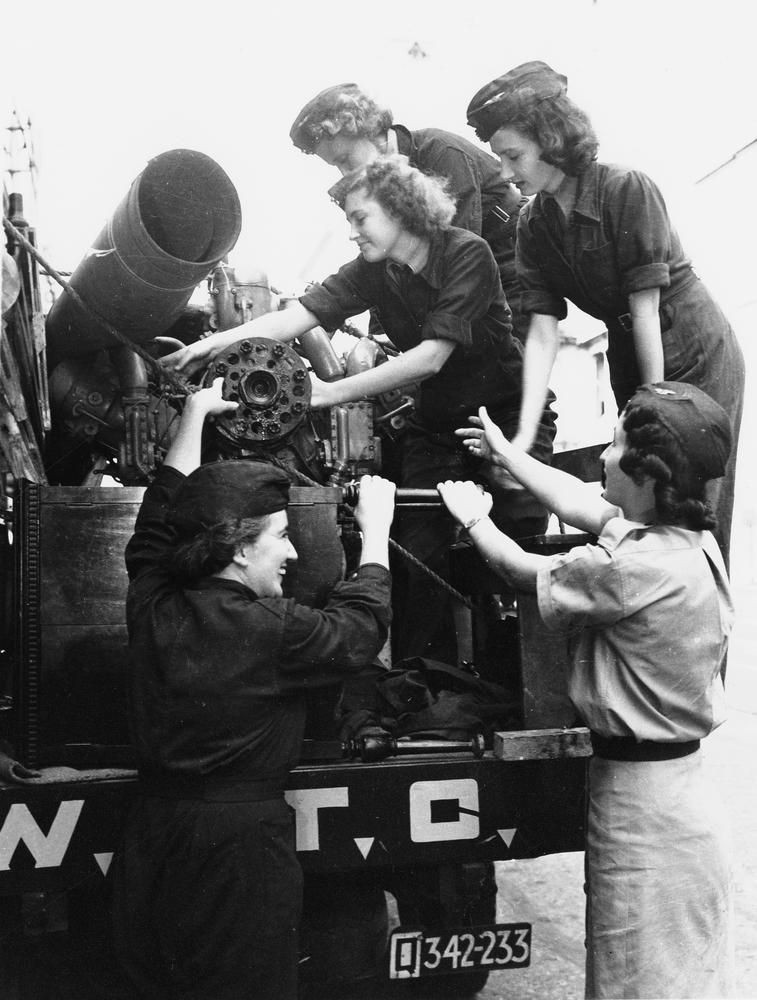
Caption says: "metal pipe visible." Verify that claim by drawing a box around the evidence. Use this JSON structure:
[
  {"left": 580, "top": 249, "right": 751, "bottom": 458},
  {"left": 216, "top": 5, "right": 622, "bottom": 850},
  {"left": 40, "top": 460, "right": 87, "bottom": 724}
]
[
  {"left": 342, "top": 483, "right": 444, "bottom": 507},
  {"left": 45, "top": 149, "right": 242, "bottom": 369}
]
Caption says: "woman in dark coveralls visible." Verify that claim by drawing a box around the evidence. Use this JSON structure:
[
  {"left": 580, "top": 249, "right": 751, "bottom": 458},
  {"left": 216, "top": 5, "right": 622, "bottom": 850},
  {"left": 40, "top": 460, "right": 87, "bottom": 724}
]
[
  {"left": 109, "top": 378, "right": 395, "bottom": 1000},
  {"left": 163, "top": 156, "right": 556, "bottom": 667},
  {"left": 465, "top": 60, "right": 745, "bottom": 566},
  {"left": 289, "top": 82, "right": 530, "bottom": 340}
]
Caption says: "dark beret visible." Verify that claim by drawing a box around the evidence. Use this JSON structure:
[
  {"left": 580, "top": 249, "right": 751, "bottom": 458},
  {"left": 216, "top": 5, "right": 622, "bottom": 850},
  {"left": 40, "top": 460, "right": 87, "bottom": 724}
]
[
  {"left": 167, "top": 460, "right": 291, "bottom": 533},
  {"left": 626, "top": 382, "right": 732, "bottom": 481},
  {"left": 466, "top": 60, "right": 568, "bottom": 141}
]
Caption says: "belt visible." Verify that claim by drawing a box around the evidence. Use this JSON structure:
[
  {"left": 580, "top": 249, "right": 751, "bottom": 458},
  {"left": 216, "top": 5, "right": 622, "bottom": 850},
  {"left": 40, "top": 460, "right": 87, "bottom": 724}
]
[
  {"left": 139, "top": 774, "right": 285, "bottom": 802},
  {"left": 590, "top": 732, "right": 700, "bottom": 762}
]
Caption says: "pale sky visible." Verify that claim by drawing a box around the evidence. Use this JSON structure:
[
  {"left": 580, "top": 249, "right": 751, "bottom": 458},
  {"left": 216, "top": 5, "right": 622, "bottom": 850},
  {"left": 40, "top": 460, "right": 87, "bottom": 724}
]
[
  {"left": 4, "top": 0, "right": 757, "bottom": 580},
  {"left": 3, "top": 0, "right": 755, "bottom": 306}
]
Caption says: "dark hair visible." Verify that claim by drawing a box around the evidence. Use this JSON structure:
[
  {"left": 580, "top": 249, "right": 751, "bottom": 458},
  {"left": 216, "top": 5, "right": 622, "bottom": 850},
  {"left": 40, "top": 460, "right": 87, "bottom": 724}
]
[
  {"left": 491, "top": 91, "right": 598, "bottom": 175},
  {"left": 290, "top": 83, "right": 394, "bottom": 153},
  {"left": 167, "top": 516, "right": 269, "bottom": 582},
  {"left": 334, "top": 154, "right": 456, "bottom": 238},
  {"left": 620, "top": 403, "right": 716, "bottom": 531}
]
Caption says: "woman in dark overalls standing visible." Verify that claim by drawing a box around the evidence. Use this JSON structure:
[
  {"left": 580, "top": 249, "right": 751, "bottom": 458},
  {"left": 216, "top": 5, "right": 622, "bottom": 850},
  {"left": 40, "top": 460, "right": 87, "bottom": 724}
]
[{"left": 466, "top": 60, "right": 745, "bottom": 565}]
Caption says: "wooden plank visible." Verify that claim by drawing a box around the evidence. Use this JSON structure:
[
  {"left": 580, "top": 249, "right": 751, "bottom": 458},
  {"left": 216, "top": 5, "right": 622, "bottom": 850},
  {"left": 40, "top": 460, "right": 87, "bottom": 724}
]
[
  {"left": 493, "top": 726, "right": 592, "bottom": 760},
  {"left": 517, "top": 590, "right": 581, "bottom": 728}
]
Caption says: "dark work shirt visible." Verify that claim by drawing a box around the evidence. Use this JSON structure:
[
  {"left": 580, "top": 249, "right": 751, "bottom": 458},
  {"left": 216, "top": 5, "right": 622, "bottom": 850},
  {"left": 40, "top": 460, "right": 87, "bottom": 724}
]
[
  {"left": 517, "top": 160, "right": 694, "bottom": 324},
  {"left": 394, "top": 125, "right": 527, "bottom": 320},
  {"left": 125, "top": 465, "right": 391, "bottom": 782},
  {"left": 299, "top": 226, "right": 528, "bottom": 430}
]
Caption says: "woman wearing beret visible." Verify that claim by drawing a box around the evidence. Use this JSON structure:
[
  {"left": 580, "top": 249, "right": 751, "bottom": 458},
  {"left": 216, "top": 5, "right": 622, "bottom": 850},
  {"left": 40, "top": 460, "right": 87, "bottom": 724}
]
[
  {"left": 162, "top": 155, "right": 556, "bottom": 667},
  {"left": 289, "top": 82, "right": 530, "bottom": 340},
  {"left": 439, "top": 382, "right": 735, "bottom": 1000},
  {"left": 466, "top": 60, "right": 744, "bottom": 566},
  {"left": 109, "top": 378, "right": 396, "bottom": 1000}
]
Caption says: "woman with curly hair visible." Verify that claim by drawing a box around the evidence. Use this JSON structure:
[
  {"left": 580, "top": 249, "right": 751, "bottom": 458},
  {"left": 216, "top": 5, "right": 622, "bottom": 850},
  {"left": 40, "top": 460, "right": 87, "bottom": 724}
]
[
  {"left": 162, "top": 154, "right": 556, "bottom": 665},
  {"left": 466, "top": 61, "right": 744, "bottom": 566},
  {"left": 438, "top": 381, "right": 735, "bottom": 999},
  {"left": 289, "top": 82, "right": 530, "bottom": 339}
]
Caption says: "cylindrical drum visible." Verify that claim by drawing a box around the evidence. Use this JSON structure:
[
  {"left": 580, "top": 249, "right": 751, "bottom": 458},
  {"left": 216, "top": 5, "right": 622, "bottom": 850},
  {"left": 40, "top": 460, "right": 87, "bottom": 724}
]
[{"left": 45, "top": 149, "right": 242, "bottom": 368}]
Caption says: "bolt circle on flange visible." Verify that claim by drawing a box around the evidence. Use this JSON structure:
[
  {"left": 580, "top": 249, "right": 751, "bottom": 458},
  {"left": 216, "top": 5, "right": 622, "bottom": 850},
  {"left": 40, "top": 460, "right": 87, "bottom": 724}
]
[{"left": 202, "top": 336, "right": 312, "bottom": 446}]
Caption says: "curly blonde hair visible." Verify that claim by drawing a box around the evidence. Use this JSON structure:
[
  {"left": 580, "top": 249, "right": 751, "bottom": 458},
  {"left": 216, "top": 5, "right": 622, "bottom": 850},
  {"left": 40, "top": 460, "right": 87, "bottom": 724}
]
[{"left": 332, "top": 155, "right": 457, "bottom": 238}]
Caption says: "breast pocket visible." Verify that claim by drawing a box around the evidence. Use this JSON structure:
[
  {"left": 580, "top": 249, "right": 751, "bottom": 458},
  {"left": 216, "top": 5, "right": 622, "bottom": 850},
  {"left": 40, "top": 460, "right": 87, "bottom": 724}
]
[{"left": 576, "top": 240, "right": 620, "bottom": 303}]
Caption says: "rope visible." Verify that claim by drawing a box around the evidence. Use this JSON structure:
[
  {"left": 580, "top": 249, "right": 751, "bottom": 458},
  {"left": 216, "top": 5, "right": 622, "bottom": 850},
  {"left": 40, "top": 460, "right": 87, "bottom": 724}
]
[
  {"left": 2, "top": 217, "right": 188, "bottom": 397},
  {"left": 4, "top": 216, "right": 471, "bottom": 608},
  {"left": 288, "top": 464, "right": 473, "bottom": 611},
  {"left": 387, "top": 537, "right": 473, "bottom": 611}
]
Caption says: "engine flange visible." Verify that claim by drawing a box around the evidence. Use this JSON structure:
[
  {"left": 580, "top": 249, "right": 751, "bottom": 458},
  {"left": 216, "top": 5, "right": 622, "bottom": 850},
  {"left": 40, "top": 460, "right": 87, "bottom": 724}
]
[{"left": 203, "top": 337, "right": 312, "bottom": 447}]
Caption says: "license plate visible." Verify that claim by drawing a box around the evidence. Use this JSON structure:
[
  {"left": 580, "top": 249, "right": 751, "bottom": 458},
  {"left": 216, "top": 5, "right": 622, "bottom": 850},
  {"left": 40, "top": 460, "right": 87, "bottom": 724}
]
[{"left": 389, "top": 923, "right": 532, "bottom": 979}]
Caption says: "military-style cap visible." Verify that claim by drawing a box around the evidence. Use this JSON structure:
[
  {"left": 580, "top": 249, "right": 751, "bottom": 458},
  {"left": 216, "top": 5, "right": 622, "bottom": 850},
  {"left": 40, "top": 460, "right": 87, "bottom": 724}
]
[
  {"left": 627, "top": 382, "right": 732, "bottom": 481},
  {"left": 168, "top": 460, "right": 291, "bottom": 533},
  {"left": 289, "top": 83, "right": 362, "bottom": 153},
  {"left": 466, "top": 61, "right": 568, "bottom": 141}
]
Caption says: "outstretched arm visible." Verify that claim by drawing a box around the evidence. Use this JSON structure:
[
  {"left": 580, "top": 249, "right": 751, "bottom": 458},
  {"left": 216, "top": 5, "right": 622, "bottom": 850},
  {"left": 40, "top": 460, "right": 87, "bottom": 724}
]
[
  {"left": 310, "top": 339, "right": 455, "bottom": 408},
  {"left": 459, "top": 407, "right": 618, "bottom": 536},
  {"left": 164, "top": 378, "right": 239, "bottom": 475},
  {"left": 436, "top": 480, "right": 548, "bottom": 591},
  {"left": 511, "top": 313, "right": 560, "bottom": 453},
  {"left": 160, "top": 302, "right": 320, "bottom": 376},
  {"left": 352, "top": 475, "right": 396, "bottom": 571}
]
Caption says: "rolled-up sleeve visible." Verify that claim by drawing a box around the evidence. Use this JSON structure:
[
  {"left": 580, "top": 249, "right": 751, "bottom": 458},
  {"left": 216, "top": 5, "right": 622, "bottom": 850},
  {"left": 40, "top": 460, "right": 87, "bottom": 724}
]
[
  {"left": 516, "top": 213, "right": 568, "bottom": 320},
  {"left": 537, "top": 540, "right": 627, "bottom": 633},
  {"left": 607, "top": 170, "right": 673, "bottom": 295},
  {"left": 299, "top": 260, "right": 372, "bottom": 332}
]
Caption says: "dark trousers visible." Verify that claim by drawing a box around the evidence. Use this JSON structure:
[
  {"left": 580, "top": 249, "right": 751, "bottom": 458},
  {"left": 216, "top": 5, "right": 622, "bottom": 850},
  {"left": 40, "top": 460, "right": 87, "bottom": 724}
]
[
  {"left": 110, "top": 796, "right": 302, "bottom": 1000},
  {"left": 391, "top": 407, "right": 555, "bottom": 665}
]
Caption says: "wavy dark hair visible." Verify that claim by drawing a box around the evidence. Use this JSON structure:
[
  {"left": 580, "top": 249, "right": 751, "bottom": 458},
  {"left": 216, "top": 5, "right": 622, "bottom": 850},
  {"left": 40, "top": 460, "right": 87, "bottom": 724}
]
[
  {"left": 334, "top": 154, "right": 456, "bottom": 238},
  {"left": 491, "top": 91, "right": 598, "bottom": 175},
  {"left": 167, "top": 516, "right": 269, "bottom": 582},
  {"left": 619, "top": 403, "right": 716, "bottom": 531}
]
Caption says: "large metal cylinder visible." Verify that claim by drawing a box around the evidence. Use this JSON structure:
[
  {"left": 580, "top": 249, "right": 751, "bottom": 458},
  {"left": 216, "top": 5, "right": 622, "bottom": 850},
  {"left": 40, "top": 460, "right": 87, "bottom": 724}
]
[{"left": 45, "top": 149, "right": 242, "bottom": 368}]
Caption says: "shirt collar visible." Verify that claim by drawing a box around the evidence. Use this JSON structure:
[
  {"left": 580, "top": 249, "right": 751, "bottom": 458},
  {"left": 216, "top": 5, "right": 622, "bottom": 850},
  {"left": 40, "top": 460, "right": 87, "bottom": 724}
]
[
  {"left": 193, "top": 576, "right": 258, "bottom": 599},
  {"left": 572, "top": 162, "right": 601, "bottom": 222},
  {"left": 549, "top": 173, "right": 578, "bottom": 219},
  {"left": 391, "top": 123, "right": 414, "bottom": 158},
  {"left": 384, "top": 229, "right": 446, "bottom": 290},
  {"left": 537, "top": 162, "right": 600, "bottom": 224},
  {"left": 416, "top": 229, "right": 446, "bottom": 289}
]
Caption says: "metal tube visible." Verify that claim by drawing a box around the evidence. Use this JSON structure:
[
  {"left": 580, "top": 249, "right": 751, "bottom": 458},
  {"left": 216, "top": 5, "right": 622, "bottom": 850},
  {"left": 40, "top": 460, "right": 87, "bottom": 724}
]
[
  {"left": 45, "top": 149, "right": 242, "bottom": 368},
  {"left": 343, "top": 483, "right": 443, "bottom": 506}
]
